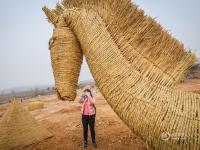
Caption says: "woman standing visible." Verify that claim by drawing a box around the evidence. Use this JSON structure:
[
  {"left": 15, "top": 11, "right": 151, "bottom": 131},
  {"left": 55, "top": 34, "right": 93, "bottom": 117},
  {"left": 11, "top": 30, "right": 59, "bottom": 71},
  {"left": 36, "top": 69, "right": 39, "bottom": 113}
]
[{"left": 78, "top": 88, "right": 97, "bottom": 148}]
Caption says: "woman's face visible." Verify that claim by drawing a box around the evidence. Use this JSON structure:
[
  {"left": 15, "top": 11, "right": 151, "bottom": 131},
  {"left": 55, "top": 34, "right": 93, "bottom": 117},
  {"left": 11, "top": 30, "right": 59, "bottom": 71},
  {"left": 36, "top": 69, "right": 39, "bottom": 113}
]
[
  {"left": 84, "top": 91, "right": 87, "bottom": 95},
  {"left": 84, "top": 91, "right": 90, "bottom": 96}
]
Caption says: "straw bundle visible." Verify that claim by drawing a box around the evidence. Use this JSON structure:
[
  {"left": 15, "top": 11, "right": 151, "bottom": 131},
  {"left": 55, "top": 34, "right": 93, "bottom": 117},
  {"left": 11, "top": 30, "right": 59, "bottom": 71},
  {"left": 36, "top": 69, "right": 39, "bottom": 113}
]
[
  {"left": 42, "top": 2, "right": 200, "bottom": 149},
  {"left": 0, "top": 100, "right": 52, "bottom": 150},
  {"left": 28, "top": 99, "right": 44, "bottom": 111}
]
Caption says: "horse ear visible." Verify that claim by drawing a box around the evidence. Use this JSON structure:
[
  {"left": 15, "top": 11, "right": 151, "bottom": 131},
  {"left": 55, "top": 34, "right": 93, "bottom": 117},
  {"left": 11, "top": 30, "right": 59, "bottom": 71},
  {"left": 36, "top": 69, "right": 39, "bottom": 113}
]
[
  {"left": 54, "top": 3, "right": 64, "bottom": 15},
  {"left": 42, "top": 6, "right": 59, "bottom": 26}
]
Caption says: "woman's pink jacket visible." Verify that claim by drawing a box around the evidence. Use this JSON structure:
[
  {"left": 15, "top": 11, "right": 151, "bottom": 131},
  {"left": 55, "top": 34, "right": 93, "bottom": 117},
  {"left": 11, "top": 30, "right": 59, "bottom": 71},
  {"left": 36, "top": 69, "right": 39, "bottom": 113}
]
[{"left": 78, "top": 94, "right": 96, "bottom": 115}]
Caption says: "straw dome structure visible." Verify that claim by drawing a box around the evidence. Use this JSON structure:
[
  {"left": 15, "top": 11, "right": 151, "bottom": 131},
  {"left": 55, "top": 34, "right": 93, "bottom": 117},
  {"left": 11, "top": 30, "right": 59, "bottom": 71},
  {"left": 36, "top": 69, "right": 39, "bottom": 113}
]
[
  {"left": 43, "top": 1, "right": 199, "bottom": 149},
  {"left": 0, "top": 100, "right": 52, "bottom": 150}
]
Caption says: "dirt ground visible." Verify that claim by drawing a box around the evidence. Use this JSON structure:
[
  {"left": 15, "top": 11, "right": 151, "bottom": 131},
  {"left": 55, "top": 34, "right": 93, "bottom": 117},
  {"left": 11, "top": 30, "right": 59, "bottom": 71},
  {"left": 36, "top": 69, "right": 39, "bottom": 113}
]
[{"left": 0, "top": 79, "right": 200, "bottom": 150}]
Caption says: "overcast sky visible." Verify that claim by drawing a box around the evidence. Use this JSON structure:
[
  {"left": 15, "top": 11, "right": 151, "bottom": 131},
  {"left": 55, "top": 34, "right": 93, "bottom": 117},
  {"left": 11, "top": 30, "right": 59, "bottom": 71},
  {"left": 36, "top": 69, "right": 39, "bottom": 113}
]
[{"left": 0, "top": 0, "right": 199, "bottom": 91}]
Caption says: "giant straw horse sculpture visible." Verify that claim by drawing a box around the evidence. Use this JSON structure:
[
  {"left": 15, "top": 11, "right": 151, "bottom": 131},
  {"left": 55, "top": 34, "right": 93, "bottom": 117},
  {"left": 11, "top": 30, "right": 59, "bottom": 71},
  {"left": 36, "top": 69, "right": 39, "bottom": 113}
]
[{"left": 43, "top": 0, "right": 200, "bottom": 149}]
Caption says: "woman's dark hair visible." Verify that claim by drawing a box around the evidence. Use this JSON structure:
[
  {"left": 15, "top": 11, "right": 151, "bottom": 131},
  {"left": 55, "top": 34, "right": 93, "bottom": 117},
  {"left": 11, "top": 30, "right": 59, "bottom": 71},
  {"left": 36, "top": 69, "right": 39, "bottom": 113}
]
[{"left": 83, "top": 88, "right": 93, "bottom": 98}]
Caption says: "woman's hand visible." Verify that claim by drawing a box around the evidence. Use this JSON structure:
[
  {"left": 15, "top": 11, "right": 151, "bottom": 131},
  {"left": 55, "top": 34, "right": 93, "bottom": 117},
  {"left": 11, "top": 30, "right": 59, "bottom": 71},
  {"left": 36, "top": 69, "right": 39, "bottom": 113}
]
[
  {"left": 78, "top": 93, "right": 84, "bottom": 103},
  {"left": 87, "top": 94, "right": 95, "bottom": 106}
]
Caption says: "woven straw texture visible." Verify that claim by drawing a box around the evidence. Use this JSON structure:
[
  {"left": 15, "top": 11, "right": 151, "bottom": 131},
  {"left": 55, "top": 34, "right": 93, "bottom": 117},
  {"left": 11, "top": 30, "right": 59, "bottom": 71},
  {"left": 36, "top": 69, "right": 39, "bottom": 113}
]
[
  {"left": 62, "top": 0, "right": 196, "bottom": 87},
  {"left": 0, "top": 100, "right": 52, "bottom": 150},
  {"left": 28, "top": 99, "right": 44, "bottom": 111},
  {"left": 49, "top": 22, "right": 83, "bottom": 101},
  {"left": 43, "top": 2, "right": 200, "bottom": 150}
]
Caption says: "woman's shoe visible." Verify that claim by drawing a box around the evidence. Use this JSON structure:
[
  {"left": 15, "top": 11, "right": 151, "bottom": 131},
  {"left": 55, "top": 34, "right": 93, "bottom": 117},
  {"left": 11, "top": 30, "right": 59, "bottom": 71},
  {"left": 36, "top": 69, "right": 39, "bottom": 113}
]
[
  {"left": 92, "top": 141, "right": 97, "bottom": 148},
  {"left": 83, "top": 141, "right": 88, "bottom": 148}
]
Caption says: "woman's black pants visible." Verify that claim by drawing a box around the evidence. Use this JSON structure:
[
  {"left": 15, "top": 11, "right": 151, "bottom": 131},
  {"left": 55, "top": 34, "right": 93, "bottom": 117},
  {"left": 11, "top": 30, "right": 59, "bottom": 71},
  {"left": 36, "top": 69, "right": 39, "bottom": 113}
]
[{"left": 82, "top": 114, "right": 95, "bottom": 143}]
